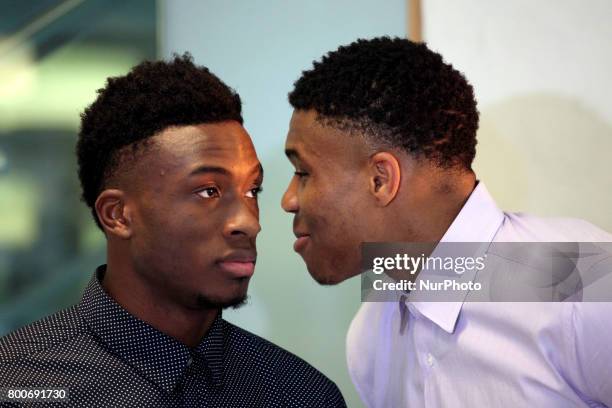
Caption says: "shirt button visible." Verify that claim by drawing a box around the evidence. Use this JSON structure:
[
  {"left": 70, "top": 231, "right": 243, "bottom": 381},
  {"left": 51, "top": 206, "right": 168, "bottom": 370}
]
[{"left": 426, "top": 353, "right": 435, "bottom": 367}]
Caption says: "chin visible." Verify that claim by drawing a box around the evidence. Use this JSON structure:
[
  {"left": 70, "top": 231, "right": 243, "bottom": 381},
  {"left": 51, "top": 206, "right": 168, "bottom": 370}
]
[
  {"left": 305, "top": 249, "right": 364, "bottom": 285},
  {"left": 194, "top": 290, "right": 249, "bottom": 309},
  {"left": 308, "top": 266, "right": 350, "bottom": 286}
]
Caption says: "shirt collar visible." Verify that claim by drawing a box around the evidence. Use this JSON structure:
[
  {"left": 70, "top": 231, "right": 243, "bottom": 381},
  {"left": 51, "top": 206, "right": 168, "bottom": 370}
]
[
  {"left": 408, "top": 181, "right": 504, "bottom": 334},
  {"left": 78, "top": 266, "right": 227, "bottom": 393}
]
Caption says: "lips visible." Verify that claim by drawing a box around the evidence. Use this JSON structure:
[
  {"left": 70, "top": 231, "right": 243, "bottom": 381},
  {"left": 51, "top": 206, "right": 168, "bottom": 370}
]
[
  {"left": 218, "top": 251, "right": 256, "bottom": 278},
  {"left": 293, "top": 233, "right": 310, "bottom": 253}
]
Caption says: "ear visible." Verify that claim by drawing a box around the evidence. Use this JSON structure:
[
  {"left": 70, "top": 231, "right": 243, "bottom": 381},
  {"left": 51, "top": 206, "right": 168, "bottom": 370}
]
[
  {"left": 94, "top": 189, "right": 133, "bottom": 239},
  {"left": 368, "top": 152, "right": 401, "bottom": 206}
]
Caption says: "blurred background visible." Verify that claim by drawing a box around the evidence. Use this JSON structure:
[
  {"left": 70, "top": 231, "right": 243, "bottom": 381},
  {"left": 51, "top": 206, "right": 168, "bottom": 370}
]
[
  {"left": 0, "top": 1, "right": 610, "bottom": 406},
  {"left": 0, "top": 0, "right": 157, "bottom": 338}
]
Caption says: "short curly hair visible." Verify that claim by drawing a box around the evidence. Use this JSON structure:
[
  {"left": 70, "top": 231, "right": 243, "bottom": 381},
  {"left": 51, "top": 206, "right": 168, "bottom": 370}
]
[
  {"left": 77, "top": 53, "right": 242, "bottom": 229},
  {"left": 288, "top": 37, "right": 478, "bottom": 169}
]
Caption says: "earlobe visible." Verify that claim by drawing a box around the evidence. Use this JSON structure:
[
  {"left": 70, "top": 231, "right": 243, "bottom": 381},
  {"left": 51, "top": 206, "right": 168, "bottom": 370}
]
[
  {"left": 369, "top": 152, "right": 401, "bottom": 207},
  {"left": 95, "top": 189, "right": 132, "bottom": 239}
]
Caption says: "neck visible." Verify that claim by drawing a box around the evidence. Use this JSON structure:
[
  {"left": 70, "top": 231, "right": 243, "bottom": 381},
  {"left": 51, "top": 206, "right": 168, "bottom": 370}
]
[
  {"left": 391, "top": 172, "right": 477, "bottom": 243},
  {"left": 101, "top": 257, "right": 218, "bottom": 348}
]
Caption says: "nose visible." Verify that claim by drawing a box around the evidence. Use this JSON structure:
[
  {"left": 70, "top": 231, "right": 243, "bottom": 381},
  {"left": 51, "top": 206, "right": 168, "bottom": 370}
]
[
  {"left": 281, "top": 177, "right": 298, "bottom": 213},
  {"left": 223, "top": 199, "right": 261, "bottom": 240}
]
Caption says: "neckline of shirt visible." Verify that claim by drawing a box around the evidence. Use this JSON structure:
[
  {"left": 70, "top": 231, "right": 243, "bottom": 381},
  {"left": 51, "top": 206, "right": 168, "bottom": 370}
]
[
  {"left": 407, "top": 181, "right": 505, "bottom": 333},
  {"left": 77, "top": 266, "right": 227, "bottom": 393}
]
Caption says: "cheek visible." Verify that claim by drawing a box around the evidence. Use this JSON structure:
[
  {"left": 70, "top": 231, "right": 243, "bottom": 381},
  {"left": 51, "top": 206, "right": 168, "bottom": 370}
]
[
  {"left": 298, "top": 185, "right": 370, "bottom": 282},
  {"left": 134, "top": 203, "right": 218, "bottom": 259},
  {"left": 300, "top": 177, "right": 368, "bottom": 239},
  {"left": 312, "top": 194, "right": 362, "bottom": 245}
]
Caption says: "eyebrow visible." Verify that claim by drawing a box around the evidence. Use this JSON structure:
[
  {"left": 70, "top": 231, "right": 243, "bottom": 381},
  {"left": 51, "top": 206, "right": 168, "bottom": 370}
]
[
  {"left": 189, "top": 163, "right": 264, "bottom": 179},
  {"left": 189, "top": 166, "right": 231, "bottom": 177},
  {"left": 254, "top": 163, "right": 264, "bottom": 180}
]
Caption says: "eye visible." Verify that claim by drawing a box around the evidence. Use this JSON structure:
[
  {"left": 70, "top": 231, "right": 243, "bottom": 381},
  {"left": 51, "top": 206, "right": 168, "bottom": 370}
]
[
  {"left": 197, "top": 186, "right": 220, "bottom": 198},
  {"left": 294, "top": 171, "right": 309, "bottom": 178},
  {"left": 245, "top": 186, "right": 263, "bottom": 198}
]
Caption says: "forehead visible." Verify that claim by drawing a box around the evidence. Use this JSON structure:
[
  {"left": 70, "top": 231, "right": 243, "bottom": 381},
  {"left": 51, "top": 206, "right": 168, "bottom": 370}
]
[
  {"left": 285, "top": 109, "right": 369, "bottom": 167},
  {"left": 151, "top": 121, "right": 259, "bottom": 169}
]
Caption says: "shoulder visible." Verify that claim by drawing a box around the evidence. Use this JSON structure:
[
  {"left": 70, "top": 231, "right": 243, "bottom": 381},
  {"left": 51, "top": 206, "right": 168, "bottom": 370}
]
[
  {"left": 0, "top": 306, "right": 87, "bottom": 364},
  {"left": 222, "top": 320, "right": 345, "bottom": 406},
  {"left": 497, "top": 212, "right": 612, "bottom": 242}
]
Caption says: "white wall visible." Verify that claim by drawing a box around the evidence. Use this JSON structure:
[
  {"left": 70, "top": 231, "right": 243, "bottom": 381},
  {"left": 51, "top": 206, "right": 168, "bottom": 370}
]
[{"left": 423, "top": 0, "right": 612, "bottom": 231}]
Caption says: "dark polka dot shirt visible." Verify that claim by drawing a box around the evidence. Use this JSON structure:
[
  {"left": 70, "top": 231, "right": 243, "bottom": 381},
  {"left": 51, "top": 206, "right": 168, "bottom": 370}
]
[{"left": 0, "top": 267, "right": 346, "bottom": 407}]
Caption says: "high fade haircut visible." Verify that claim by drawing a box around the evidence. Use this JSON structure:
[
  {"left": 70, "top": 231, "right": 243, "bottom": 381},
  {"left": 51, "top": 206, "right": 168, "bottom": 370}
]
[
  {"left": 288, "top": 37, "right": 479, "bottom": 169},
  {"left": 77, "top": 53, "right": 243, "bottom": 230}
]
